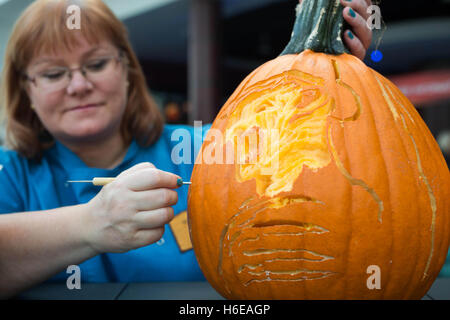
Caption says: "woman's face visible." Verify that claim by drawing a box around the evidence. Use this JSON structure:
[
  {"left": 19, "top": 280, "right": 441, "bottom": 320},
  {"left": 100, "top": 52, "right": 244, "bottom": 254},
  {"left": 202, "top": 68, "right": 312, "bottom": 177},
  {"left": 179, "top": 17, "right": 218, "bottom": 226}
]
[{"left": 25, "top": 36, "right": 128, "bottom": 144}]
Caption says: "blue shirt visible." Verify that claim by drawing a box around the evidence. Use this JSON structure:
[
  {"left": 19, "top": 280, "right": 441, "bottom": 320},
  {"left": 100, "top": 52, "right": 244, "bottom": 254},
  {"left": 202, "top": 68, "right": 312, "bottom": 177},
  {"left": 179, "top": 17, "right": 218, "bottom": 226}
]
[{"left": 0, "top": 123, "right": 211, "bottom": 283}]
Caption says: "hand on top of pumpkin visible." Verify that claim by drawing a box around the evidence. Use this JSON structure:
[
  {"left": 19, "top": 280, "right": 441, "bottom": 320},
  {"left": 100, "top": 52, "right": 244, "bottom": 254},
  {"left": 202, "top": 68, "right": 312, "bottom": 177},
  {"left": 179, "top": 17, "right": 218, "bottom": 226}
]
[{"left": 299, "top": 0, "right": 373, "bottom": 61}]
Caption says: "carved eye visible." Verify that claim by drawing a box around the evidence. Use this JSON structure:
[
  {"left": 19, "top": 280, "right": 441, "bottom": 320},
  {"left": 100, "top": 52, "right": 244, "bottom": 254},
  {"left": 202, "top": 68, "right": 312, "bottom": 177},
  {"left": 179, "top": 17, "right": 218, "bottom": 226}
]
[{"left": 225, "top": 73, "right": 332, "bottom": 198}]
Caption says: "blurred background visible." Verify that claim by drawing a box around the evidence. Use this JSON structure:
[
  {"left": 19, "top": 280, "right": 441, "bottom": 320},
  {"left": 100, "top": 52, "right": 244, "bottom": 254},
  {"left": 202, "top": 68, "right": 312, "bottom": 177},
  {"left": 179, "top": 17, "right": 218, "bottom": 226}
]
[{"left": 0, "top": 0, "right": 449, "bottom": 165}]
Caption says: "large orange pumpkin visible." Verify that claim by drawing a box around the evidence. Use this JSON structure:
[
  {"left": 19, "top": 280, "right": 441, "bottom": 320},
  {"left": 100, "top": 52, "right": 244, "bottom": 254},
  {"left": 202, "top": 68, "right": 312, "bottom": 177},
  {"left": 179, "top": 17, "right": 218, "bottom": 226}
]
[{"left": 187, "top": 0, "right": 450, "bottom": 299}]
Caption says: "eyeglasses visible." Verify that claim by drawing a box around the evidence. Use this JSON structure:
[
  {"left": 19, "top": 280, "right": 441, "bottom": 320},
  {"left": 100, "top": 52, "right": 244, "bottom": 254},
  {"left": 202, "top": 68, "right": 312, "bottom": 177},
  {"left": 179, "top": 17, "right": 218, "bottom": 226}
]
[{"left": 24, "top": 53, "right": 127, "bottom": 93}]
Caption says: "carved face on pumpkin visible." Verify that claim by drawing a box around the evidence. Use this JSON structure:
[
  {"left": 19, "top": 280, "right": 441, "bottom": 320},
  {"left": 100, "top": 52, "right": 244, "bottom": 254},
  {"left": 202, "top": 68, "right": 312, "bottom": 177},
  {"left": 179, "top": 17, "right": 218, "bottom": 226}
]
[{"left": 219, "top": 70, "right": 334, "bottom": 291}]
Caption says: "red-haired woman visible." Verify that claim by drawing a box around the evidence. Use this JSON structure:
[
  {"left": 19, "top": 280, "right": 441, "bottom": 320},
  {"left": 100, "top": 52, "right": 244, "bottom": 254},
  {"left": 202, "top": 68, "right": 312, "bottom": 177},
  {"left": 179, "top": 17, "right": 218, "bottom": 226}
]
[{"left": 0, "top": 0, "right": 372, "bottom": 298}]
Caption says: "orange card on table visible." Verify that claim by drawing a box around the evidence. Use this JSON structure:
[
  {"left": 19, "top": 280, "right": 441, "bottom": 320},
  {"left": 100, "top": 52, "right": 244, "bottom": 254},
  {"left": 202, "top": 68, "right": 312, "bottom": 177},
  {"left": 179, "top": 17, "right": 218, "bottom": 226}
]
[{"left": 169, "top": 210, "right": 193, "bottom": 252}]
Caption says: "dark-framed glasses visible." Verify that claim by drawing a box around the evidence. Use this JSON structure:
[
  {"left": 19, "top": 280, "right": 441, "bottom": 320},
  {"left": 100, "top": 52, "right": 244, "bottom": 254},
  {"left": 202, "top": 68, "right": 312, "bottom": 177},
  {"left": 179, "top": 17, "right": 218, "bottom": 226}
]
[{"left": 24, "top": 53, "right": 126, "bottom": 93}]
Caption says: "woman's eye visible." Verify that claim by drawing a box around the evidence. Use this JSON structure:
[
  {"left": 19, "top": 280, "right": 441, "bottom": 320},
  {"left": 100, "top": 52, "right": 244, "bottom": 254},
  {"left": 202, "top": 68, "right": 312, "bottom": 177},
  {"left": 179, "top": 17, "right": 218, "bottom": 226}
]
[
  {"left": 42, "top": 71, "right": 65, "bottom": 80},
  {"left": 86, "top": 59, "right": 108, "bottom": 71}
]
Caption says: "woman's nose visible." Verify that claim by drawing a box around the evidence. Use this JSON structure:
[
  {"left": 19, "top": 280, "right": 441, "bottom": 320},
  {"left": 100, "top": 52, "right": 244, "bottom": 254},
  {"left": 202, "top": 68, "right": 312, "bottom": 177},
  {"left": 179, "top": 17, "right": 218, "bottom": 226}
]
[{"left": 66, "top": 70, "right": 93, "bottom": 95}]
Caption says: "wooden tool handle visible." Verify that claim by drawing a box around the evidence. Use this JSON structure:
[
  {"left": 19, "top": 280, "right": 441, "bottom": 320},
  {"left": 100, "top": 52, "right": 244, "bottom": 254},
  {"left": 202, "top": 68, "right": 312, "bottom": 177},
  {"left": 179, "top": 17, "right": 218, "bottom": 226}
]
[{"left": 92, "top": 177, "right": 116, "bottom": 186}]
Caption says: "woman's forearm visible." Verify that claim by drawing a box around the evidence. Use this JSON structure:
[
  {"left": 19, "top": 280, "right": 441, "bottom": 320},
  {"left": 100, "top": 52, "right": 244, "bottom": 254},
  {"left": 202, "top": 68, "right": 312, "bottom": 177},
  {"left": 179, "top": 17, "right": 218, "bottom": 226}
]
[{"left": 0, "top": 204, "right": 98, "bottom": 299}]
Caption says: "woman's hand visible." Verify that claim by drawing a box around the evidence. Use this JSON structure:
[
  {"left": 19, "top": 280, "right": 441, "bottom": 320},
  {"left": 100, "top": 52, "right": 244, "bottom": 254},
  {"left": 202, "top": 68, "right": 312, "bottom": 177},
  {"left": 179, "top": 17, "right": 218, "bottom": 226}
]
[
  {"left": 340, "top": 0, "right": 373, "bottom": 61},
  {"left": 83, "top": 162, "right": 180, "bottom": 254},
  {"left": 299, "top": 0, "right": 373, "bottom": 60}
]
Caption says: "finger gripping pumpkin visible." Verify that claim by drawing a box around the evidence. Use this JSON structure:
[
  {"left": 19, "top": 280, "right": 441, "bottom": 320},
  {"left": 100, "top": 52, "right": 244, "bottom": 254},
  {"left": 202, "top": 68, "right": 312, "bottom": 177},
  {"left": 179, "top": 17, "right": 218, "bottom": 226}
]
[{"left": 188, "top": 0, "right": 450, "bottom": 299}]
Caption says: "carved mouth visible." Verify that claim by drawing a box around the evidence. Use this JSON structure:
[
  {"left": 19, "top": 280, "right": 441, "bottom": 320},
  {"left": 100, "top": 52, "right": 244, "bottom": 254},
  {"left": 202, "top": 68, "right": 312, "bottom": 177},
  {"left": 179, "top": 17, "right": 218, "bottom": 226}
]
[
  {"left": 217, "top": 195, "right": 336, "bottom": 291},
  {"left": 231, "top": 223, "right": 336, "bottom": 286},
  {"left": 252, "top": 220, "right": 326, "bottom": 230}
]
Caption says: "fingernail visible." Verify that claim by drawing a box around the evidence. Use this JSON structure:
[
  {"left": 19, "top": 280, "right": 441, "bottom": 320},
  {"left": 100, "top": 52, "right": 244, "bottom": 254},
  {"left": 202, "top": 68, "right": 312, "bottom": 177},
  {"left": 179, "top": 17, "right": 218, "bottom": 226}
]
[
  {"left": 349, "top": 8, "right": 356, "bottom": 18},
  {"left": 348, "top": 31, "right": 354, "bottom": 39},
  {"left": 176, "top": 178, "right": 183, "bottom": 187},
  {"left": 345, "top": 0, "right": 352, "bottom": 2}
]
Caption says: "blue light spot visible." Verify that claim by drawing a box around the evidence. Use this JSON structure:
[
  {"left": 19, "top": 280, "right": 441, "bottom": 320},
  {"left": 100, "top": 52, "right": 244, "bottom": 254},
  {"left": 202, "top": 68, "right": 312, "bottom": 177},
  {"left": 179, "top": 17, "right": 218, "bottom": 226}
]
[{"left": 371, "top": 50, "right": 383, "bottom": 62}]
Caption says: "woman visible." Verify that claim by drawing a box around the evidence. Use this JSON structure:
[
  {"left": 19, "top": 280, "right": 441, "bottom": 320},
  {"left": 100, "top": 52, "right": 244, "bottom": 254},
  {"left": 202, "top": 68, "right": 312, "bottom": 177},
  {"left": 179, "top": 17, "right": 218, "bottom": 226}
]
[{"left": 0, "top": 0, "right": 373, "bottom": 298}]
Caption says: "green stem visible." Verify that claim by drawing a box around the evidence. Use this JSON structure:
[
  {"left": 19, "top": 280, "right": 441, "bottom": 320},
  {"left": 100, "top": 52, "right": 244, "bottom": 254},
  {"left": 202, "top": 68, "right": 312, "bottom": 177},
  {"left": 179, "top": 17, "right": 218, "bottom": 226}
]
[{"left": 281, "top": 0, "right": 349, "bottom": 56}]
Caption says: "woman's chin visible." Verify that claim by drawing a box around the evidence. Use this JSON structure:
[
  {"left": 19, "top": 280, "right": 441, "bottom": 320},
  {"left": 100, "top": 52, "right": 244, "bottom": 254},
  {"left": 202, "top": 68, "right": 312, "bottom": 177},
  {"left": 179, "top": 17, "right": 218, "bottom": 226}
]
[{"left": 59, "top": 126, "right": 116, "bottom": 143}]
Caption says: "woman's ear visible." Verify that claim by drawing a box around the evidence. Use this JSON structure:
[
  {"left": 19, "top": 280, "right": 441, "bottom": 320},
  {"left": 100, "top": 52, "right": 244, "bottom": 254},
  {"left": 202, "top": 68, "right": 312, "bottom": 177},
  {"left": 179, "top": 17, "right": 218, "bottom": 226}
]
[
  {"left": 23, "top": 82, "right": 31, "bottom": 103},
  {"left": 24, "top": 84, "right": 31, "bottom": 97},
  {"left": 21, "top": 80, "right": 35, "bottom": 110},
  {"left": 22, "top": 75, "right": 31, "bottom": 95}
]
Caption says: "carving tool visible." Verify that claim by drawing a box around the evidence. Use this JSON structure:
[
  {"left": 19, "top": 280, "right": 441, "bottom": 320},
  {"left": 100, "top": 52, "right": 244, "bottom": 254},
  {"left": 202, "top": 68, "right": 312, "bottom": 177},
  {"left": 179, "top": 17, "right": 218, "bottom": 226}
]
[{"left": 67, "top": 177, "right": 191, "bottom": 186}]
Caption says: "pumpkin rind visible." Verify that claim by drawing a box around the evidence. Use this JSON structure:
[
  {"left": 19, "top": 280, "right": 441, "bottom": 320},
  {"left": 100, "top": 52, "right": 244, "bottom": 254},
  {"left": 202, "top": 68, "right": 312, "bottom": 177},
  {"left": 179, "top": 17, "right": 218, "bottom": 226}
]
[{"left": 187, "top": 1, "right": 450, "bottom": 300}]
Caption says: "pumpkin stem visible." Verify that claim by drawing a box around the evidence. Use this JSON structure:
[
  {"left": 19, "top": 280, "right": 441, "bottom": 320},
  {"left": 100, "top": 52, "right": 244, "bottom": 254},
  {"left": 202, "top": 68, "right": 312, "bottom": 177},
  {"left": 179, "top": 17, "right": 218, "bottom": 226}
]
[{"left": 281, "top": 0, "right": 349, "bottom": 56}]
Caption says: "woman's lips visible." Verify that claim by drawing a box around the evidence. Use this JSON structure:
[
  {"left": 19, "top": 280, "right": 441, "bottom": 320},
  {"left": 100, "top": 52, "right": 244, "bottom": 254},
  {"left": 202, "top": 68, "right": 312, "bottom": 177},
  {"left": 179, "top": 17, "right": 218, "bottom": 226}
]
[{"left": 69, "top": 103, "right": 103, "bottom": 111}]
